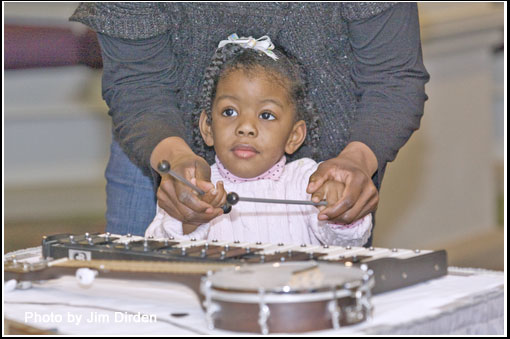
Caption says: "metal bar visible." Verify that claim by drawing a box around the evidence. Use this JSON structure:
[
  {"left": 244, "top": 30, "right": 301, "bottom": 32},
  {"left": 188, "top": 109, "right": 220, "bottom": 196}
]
[
  {"left": 238, "top": 196, "right": 327, "bottom": 206},
  {"left": 166, "top": 169, "right": 206, "bottom": 195},
  {"left": 158, "top": 161, "right": 205, "bottom": 195}
]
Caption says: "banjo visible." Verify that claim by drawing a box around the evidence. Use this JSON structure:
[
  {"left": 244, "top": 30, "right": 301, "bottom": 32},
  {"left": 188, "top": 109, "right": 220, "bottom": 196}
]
[{"left": 4, "top": 257, "right": 373, "bottom": 334}]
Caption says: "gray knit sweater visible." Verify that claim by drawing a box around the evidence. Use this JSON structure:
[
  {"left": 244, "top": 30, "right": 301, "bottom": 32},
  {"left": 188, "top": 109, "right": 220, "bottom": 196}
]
[{"left": 70, "top": 2, "right": 429, "bottom": 189}]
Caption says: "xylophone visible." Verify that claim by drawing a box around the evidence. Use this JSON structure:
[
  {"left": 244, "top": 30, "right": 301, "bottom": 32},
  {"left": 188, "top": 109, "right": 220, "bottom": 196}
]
[
  {"left": 5, "top": 232, "right": 448, "bottom": 334},
  {"left": 39, "top": 232, "right": 448, "bottom": 294}
]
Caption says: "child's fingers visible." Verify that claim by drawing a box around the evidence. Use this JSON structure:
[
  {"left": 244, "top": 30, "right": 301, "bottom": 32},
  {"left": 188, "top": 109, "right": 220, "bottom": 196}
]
[
  {"left": 311, "top": 187, "right": 327, "bottom": 212},
  {"left": 195, "top": 178, "right": 215, "bottom": 194},
  {"left": 317, "top": 181, "right": 346, "bottom": 221},
  {"left": 191, "top": 180, "right": 228, "bottom": 216},
  {"left": 188, "top": 179, "right": 216, "bottom": 214},
  {"left": 318, "top": 188, "right": 342, "bottom": 220},
  {"left": 208, "top": 181, "right": 228, "bottom": 208},
  {"left": 327, "top": 187, "right": 342, "bottom": 208},
  {"left": 319, "top": 182, "right": 361, "bottom": 222},
  {"left": 216, "top": 181, "right": 228, "bottom": 199}
]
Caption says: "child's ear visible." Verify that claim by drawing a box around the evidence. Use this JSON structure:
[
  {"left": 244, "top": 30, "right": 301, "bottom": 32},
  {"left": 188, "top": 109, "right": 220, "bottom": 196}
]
[
  {"left": 199, "top": 111, "right": 214, "bottom": 147},
  {"left": 285, "top": 120, "right": 306, "bottom": 155}
]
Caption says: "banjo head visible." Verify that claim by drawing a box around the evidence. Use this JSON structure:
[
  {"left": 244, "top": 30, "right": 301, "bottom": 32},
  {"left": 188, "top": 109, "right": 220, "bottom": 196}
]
[
  {"left": 201, "top": 261, "right": 374, "bottom": 334},
  {"left": 208, "top": 261, "right": 368, "bottom": 294}
]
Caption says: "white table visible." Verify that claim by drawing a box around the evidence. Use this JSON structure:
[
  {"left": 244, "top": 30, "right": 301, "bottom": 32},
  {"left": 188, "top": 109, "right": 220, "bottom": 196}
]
[{"left": 3, "top": 247, "right": 505, "bottom": 335}]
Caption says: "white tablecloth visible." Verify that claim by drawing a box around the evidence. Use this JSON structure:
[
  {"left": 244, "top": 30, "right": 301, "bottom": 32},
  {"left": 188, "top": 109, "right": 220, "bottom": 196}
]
[{"left": 3, "top": 247, "right": 506, "bottom": 335}]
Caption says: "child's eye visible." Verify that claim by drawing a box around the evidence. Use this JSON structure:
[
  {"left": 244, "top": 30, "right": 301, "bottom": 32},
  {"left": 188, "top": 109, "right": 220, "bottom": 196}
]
[
  {"left": 259, "top": 112, "right": 276, "bottom": 120},
  {"left": 222, "top": 108, "right": 238, "bottom": 117}
]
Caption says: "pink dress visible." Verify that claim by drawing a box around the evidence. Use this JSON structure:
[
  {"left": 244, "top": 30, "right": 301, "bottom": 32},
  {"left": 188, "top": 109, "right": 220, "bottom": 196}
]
[{"left": 145, "top": 157, "right": 372, "bottom": 247}]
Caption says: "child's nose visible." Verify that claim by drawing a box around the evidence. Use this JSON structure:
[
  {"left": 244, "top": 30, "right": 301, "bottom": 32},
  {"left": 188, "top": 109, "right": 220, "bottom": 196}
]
[{"left": 235, "top": 117, "right": 258, "bottom": 137}]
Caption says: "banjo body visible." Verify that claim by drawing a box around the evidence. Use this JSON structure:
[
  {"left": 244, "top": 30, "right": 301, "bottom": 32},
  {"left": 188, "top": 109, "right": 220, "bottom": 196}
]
[{"left": 201, "top": 262, "right": 373, "bottom": 333}]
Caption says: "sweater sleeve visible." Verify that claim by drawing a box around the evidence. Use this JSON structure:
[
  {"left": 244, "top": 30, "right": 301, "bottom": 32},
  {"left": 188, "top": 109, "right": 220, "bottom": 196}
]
[
  {"left": 69, "top": 2, "right": 178, "bottom": 40},
  {"left": 344, "top": 3, "right": 430, "bottom": 189},
  {"left": 314, "top": 214, "right": 373, "bottom": 247},
  {"left": 95, "top": 32, "right": 187, "bottom": 176},
  {"left": 70, "top": 3, "right": 187, "bottom": 177},
  {"left": 145, "top": 204, "right": 211, "bottom": 240}
]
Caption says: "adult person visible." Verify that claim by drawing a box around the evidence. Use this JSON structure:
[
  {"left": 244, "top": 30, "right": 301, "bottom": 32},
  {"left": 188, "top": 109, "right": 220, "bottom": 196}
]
[{"left": 70, "top": 2, "right": 429, "bottom": 247}]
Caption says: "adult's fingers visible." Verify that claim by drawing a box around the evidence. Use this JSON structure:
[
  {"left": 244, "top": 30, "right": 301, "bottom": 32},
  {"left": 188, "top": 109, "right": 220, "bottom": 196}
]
[
  {"left": 319, "top": 179, "right": 378, "bottom": 224},
  {"left": 344, "top": 182, "right": 378, "bottom": 222},
  {"left": 317, "top": 177, "right": 362, "bottom": 222},
  {"left": 158, "top": 177, "right": 219, "bottom": 224},
  {"left": 156, "top": 177, "right": 185, "bottom": 221},
  {"left": 351, "top": 194, "right": 379, "bottom": 222},
  {"left": 326, "top": 188, "right": 371, "bottom": 224},
  {"left": 192, "top": 159, "right": 215, "bottom": 192},
  {"left": 306, "top": 165, "right": 331, "bottom": 194}
]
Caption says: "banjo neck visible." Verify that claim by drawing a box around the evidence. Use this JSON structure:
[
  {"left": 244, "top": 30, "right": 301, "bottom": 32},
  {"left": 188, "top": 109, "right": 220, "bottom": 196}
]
[{"left": 4, "top": 258, "right": 236, "bottom": 297}]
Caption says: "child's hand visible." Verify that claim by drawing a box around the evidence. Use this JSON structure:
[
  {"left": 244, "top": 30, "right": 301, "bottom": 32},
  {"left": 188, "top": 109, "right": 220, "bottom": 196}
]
[{"left": 200, "top": 181, "right": 228, "bottom": 211}]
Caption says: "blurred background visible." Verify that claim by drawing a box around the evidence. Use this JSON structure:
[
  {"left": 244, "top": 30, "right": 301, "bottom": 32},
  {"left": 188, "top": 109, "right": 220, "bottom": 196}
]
[{"left": 3, "top": 3, "right": 506, "bottom": 270}]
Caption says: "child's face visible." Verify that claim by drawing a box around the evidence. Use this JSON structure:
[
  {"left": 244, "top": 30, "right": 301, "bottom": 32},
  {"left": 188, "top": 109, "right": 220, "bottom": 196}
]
[{"left": 200, "top": 67, "right": 306, "bottom": 178}]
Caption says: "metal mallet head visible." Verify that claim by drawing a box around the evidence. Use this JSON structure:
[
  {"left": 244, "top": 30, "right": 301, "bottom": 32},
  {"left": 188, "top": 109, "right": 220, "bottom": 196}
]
[
  {"left": 226, "top": 192, "right": 240, "bottom": 205},
  {"left": 157, "top": 160, "right": 171, "bottom": 173}
]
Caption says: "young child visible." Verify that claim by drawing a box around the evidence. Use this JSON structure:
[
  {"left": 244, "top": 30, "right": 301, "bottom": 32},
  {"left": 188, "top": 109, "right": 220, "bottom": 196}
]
[{"left": 145, "top": 34, "right": 372, "bottom": 247}]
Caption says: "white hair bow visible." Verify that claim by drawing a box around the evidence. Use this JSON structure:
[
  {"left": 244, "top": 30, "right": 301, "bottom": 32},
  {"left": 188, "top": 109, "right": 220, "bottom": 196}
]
[{"left": 217, "top": 33, "right": 279, "bottom": 61}]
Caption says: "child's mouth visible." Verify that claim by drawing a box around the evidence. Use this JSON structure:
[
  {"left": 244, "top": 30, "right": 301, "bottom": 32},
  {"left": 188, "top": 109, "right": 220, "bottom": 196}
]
[{"left": 232, "top": 145, "right": 259, "bottom": 159}]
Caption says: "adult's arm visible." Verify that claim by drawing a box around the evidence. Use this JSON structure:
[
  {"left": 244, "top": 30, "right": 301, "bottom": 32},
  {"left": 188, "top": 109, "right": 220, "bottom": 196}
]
[
  {"left": 97, "top": 32, "right": 186, "bottom": 176},
  {"left": 98, "top": 33, "right": 226, "bottom": 223},
  {"left": 346, "top": 2, "right": 430, "bottom": 189},
  {"left": 70, "top": 2, "right": 188, "bottom": 176},
  {"left": 69, "top": 2, "right": 227, "bottom": 223},
  {"left": 308, "top": 3, "right": 430, "bottom": 226}
]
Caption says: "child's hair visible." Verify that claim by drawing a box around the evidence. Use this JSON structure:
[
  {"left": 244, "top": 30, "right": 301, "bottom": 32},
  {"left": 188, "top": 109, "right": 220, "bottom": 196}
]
[{"left": 193, "top": 42, "right": 320, "bottom": 162}]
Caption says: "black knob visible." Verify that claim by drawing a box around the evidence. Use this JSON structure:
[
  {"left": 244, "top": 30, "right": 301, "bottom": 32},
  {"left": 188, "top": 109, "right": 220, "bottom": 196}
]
[
  {"left": 226, "top": 192, "right": 239, "bottom": 205},
  {"left": 222, "top": 203, "right": 232, "bottom": 214},
  {"left": 157, "top": 160, "right": 170, "bottom": 173}
]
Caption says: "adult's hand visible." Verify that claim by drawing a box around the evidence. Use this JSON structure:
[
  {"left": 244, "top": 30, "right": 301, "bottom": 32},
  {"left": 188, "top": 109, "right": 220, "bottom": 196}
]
[
  {"left": 150, "top": 137, "right": 226, "bottom": 226},
  {"left": 307, "top": 141, "right": 379, "bottom": 224}
]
